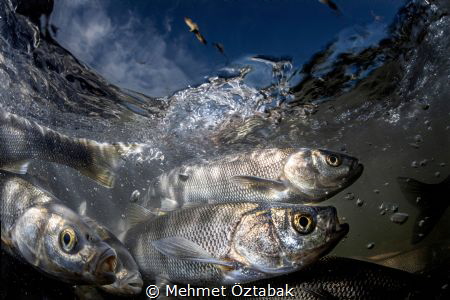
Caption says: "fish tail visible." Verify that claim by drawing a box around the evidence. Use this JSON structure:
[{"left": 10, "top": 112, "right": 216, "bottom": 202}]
[
  {"left": 397, "top": 175, "right": 450, "bottom": 244},
  {"left": 70, "top": 138, "right": 121, "bottom": 188}
]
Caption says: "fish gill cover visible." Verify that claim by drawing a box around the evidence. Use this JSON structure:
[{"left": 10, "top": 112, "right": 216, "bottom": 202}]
[{"left": 0, "top": 0, "right": 449, "bottom": 299}]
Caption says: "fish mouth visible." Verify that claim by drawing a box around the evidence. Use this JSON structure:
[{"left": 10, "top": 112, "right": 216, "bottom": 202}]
[
  {"left": 124, "top": 272, "right": 144, "bottom": 294},
  {"left": 331, "top": 222, "right": 349, "bottom": 240},
  {"left": 94, "top": 248, "right": 117, "bottom": 285},
  {"left": 102, "top": 271, "right": 143, "bottom": 295},
  {"left": 325, "top": 207, "right": 349, "bottom": 244},
  {"left": 338, "top": 162, "right": 363, "bottom": 189}
]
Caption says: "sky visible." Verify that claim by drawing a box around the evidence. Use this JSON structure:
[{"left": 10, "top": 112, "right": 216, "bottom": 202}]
[{"left": 50, "top": 0, "right": 405, "bottom": 97}]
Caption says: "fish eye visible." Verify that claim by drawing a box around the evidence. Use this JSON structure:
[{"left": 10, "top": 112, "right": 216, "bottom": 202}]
[
  {"left": 326, "top": 154, "right": 342, "bottom": 167},
  {"left": 59, "top": 228, "right": 77, "bottom": 252},
  {"left": 293, "top": 213, "right": 315, "bottom": 234}
]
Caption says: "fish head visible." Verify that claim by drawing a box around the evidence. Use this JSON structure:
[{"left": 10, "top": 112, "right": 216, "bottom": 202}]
[
  {"left": 81, "top": 215, "right": 143, "bottom": 294},
  {"left": 283, "top": 148, "right": 363, "bottom": 201},
  {"left": 100, "top": 244, "right": 143, "bottom": 295},
  {"left": 12, "top": 203, "right": 117, "bottom": 285},
  {"left": 231, "top": 204, "right": 348, "bottom": 277}
]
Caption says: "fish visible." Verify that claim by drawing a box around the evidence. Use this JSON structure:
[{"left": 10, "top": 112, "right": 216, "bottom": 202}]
[
  {"left": 184, "top": 17, "right": 207, "bottom": 45},
  {"left": 81, "top": 215, "right": 143, "bottom": 295},
  {"left": 141, "top": 148, "right": 363, "bottom": 211},
  {"left": 0, "top": 109, "right": 127, "bottom": 188},
  {"left": 397, "top": 175, "right": 450, "bottom": 244},
  {"left": 0, "top": 172, "right": 117, "bottom": 285},
  {"left": 211, "top": 257, "right": 434, "bottom": 300},
  {"left": 365, "top": 239, "right": 450, "bottom": 274},
  {"left": 318, "top": 0, "right": 341, "bottom": 14},
  {"left": 124, "top": 202, "right": 349, "bottom": 286}
]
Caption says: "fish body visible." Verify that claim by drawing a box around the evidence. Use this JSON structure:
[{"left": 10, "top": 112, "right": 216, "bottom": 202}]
[
  {"left": 217, "top": 257, "right": 432, "bottom": 299},
  {"left": 0, "top": 109, "right": 122, "bottom": 187},
  {"left": 0, "top": 172, "right": 117, "bottom": 284},
  {"left": 397, "top": 175, "right": 450, "bottom": 244},
  {"left": 82, "top": 215, "right": 143, "bottom": 295},
  {"left": 184, "top": 17, "right": 199, "bottom": 32},
  {"left": 365, "top": 239, "right": 450, "bottom": 274},
  {"left": 319, "top": 0, "right": 340, "bottom": 13},
  {"left": 142, "top": 148, "right": 363, "bottom": 210},
  {"left": 184, "top": 16, "right": 207, "bottom": 45},
  {"left": 124, "top": 202, "right": 348, "bottom": 286}
]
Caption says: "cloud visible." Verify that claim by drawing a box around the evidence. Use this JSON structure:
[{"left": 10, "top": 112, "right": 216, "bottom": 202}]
[{"left": 50, "top": 0, "right": 208, "bottom": 97}]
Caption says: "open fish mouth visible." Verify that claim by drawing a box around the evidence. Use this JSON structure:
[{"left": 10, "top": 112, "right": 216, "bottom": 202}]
[
  {"left": 332, "top": 222, "right": 350, "bottom": 240},
  {"left": 338, "top": 162, "right": 364, "bottom": 189},
  {"left": 326, "top": 208, "right": 350, "bottom": 241},
  {"left": 94, "top": 248, "right": 117, "bottom": 285},
  {"left": 123, "top": 272, "right": 144, "bottom": 294}
]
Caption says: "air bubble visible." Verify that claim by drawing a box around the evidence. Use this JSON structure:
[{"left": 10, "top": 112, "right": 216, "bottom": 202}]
[
  {"left": 130, "top": 190, "right": 141, "bottom": 202},
  {"left": 366, "top": 243, "right": 375, "bottom": 249},
  {"left": 390, "top": 203, "right": 399, "bottom": 213},
  {"left": 411, "top": 161, "right": 418, "bottom": 168},
  {"left": 414, "top": 134, "right": 423, "bottom": 143},
  {"left": 419, "top": 159, "right": 428, "bottom": 166},
  {"left": 356, "top": 198, "right": 364, "bottom": 207},
  {"left": 373, "top": 189, "right": 380, "bottom": 194},
  {"left": 390, "top": 212, "right": 409, "bottom": 224},
  {"left": 344, "top": 192, "right": 355, "bottom": 201},
  {"left": 434, "top": 171, "right": 441, "bottom": 178},
  {"left": 440, "top": 162, "right": 446, "bottom": 167}
]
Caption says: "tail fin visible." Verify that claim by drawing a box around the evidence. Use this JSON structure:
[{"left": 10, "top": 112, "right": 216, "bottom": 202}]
[
  {"left": 397, "top": 176, "right": 450, "bottom": 244},
  {"left": 73, "top": 140, "right": 121, "bottom": 188},
  {"left": 66, "top": 141, "right": 143, "bottom": 188}
]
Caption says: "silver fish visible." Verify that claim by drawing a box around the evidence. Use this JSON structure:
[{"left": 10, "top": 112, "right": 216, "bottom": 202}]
[
  {"left": 364, "top": 239, "right": 450, "bottom": 274},
  {"left": 213, "top": 257, "right": 432, "bottom": 300},
  {"left": 124, "top": 202, "right": 348, "bottom": 286},
  {"left": 0, "top": 109, "right": 127, "bottom": 188},
  {"left": 0, "top": 172, "right": 117, "bottom": 284},
  {"left": 81, "top": 215, "right": 143, "bottom": 295},
  {"left": 141, "top": 148, "right": 363, "bottom": 210}
]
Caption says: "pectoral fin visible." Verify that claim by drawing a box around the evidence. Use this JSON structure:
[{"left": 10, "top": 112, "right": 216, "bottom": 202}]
[
  {"left": 0, "top": 161, "right": 30, "bottom": 174},
  {"left": 232, "top": 176, "right": 287, "bottom": 192},
  {"left": 127, "top": 203, "right": 155, "bottom": 227},
  {"left": 152, "top": 237, "right": 235, "bottom": 267}
]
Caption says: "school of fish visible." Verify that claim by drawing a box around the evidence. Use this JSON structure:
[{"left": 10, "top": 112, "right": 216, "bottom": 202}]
[{"left": 0, "top": 107, "right": 447, "bottom": 300}]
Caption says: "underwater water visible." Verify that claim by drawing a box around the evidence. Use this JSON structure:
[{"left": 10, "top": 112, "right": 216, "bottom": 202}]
[{"left": 1, "top": 0, "right": 449, "bottom": 299}]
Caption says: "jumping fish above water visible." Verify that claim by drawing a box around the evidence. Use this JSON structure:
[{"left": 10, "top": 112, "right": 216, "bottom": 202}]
[
  {"left": 397, "top": 175, "right": 450, "bottom": 244},
  {"left": 124, "top": 202, "right": 349, "bottom": 286},
  {"left": 80, "top": 215, "right": 143, "bottom": 296},
  {"left": 0, "top": 172, "right": 118, "bottom": 284},
  {"left": 0, "top": 109, "right": 128, "bottom": 188},
  {"left": 141, "top": 148, "right": 363, "bottom": 211},
  {"left": 318, "top": 0, "right": 341, "bottom": 14},
  {"left": 184, "top": 17, "right": 207, "bottom": 45}
]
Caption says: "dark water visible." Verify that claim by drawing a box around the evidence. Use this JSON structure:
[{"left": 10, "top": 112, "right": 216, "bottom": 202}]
[{"left": 1, "top": 0, "right": 449, "bottom": 299}]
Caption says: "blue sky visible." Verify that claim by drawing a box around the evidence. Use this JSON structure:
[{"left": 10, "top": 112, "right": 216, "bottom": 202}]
[{"left": 50, "top": 0, "right": 405, "bottom": 97}]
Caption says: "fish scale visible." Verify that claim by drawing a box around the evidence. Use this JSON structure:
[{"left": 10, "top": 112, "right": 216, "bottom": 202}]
[
  {"left": 219, "top": 257, "right": 431, "bottom": 300},
  {"left": 0, "top": 172, "right": 118, "bottom": 285},
  {"left": 124, "top": 202, "right": 348, "bottom": 287},
  {"left": 142, "top": 148, "right": 363, "bottom": 209},
  {"left": 125, "top": 203, "right": 253, "bottom": 285}
]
